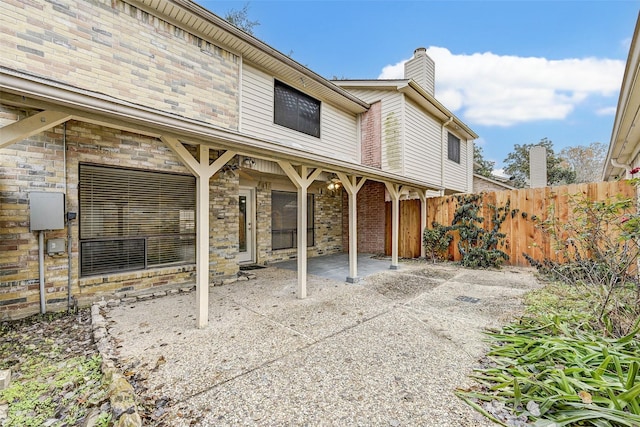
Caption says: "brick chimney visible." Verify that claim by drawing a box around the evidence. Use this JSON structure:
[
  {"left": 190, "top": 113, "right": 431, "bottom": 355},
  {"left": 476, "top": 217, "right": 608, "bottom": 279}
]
[{"left": 404, "top": 47, "right": 435, "bottom": 95}]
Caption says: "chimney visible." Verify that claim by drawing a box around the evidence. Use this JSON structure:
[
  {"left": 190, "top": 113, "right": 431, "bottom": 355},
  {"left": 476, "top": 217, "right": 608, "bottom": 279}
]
[
  {"left": 404, "top": 47, "right": 435, "bottom": 95},
  {"left": 529, "top": 145, "right": 547, "bottom": 188}
]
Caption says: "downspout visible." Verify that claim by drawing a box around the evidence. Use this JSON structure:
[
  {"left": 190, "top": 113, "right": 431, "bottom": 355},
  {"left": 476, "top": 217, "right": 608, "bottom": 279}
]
[
  {"left": 611, "top": 158, "right": 632, "bottom": 178},
  {"left": 440, "top": 117, "right": 454, "bottom": 195}
]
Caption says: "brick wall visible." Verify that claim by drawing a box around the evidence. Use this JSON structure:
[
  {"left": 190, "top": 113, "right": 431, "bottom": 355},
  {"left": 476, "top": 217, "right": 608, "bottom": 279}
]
[
  {"left": 256, "top": 184, "right": 343, "bottom": 264},
  {"left": 360, "top": 101, "right": 382, "bottom": 168},
  {"left": 342, "top": 181, "right": 386, "bottom": 254},
  {"left": 0, "top": 0, "right": 239, "bottom": 129},
  {"left": 0, "top": 105, "right": 239, "bottom": 319}
]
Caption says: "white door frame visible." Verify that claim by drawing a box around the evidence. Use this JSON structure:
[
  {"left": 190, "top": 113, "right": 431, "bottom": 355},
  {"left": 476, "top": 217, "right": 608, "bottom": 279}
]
[{"left": 238, "top": 187, "right": 255, "bottom": 263}]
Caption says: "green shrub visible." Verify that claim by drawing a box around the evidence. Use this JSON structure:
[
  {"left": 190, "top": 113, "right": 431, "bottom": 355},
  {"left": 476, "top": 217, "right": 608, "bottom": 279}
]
[{"left": 422, "top": 222, "right": 452, "bottom": 263}]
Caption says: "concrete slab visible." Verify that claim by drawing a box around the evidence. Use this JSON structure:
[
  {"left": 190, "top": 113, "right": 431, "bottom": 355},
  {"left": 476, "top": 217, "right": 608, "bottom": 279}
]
[
  {"left": 274, "top": 252, "right": 394, "bottom": 282},
  {"left": 103, "top": 262, "right": 542, "bottom": 425}
]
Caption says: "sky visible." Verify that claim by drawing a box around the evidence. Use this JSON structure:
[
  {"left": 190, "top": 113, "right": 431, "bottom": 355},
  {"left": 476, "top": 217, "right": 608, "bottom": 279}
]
[{"left": 200, "top": 0, "right": 639, "bottom": 174}]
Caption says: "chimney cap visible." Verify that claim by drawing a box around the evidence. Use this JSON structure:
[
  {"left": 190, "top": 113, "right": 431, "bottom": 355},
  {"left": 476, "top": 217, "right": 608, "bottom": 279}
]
[{"left": 414, "top": 47, "right": 427, "bottom": 56}]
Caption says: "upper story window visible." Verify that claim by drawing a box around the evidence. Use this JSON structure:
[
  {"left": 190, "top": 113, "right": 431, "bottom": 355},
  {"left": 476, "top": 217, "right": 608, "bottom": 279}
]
[
  {"left": 274, "top": 80, "right": 321, "bottom": 137},
  {"left": 447, "top": 132, "right": 461, "bottom": 164}
]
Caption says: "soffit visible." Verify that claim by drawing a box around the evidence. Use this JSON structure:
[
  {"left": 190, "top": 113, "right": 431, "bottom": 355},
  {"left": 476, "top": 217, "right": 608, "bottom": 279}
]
[{"left": 132, "top": 0, "right": 369, "bottom": 114}]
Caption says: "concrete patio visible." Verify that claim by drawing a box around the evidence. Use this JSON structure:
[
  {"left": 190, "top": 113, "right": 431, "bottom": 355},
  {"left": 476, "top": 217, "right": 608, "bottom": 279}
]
[
  {"left": 103, "top": 261, "right": 541, "bottom": 426},
  {"left": 272, "top": 252, "right": 394, "bottom": 282}
]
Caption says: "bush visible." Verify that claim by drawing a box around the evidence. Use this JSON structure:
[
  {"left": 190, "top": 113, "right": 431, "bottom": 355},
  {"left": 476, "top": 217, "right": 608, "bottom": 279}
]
[
  {"left": 422, "top": 222, "right": 452, "bottom": 263},
  {"left": 525, "top": 177, "right": 639, "bottom": 337},
  {"left": 450, "top": 194, "right": 510, "bottom": 269}
]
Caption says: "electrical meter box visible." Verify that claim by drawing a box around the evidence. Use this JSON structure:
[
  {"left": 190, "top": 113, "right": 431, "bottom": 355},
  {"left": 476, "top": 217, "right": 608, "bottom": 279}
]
[{"left": 29, "top": 192, "right": 65, "bottom": 231}]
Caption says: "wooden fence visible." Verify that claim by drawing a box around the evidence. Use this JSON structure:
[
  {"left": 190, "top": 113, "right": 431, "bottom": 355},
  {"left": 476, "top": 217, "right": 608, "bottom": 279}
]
[{"left": 385, "top": 181, "right": 637, "bottom": 266}]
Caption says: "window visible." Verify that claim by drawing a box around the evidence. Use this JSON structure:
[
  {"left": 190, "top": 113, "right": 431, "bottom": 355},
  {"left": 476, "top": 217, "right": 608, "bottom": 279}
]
[
  {"left": 271, "top": 191, "right": 314, "bottom": 250},
  {"left": 79, "top": 164, "right": 196, "bottom": 276},
  {"left": 447, "top": 132, "right": 461, "bottom": 163},
  {"left": 274, "top": 80, "right": 321, "bottom": 137}
]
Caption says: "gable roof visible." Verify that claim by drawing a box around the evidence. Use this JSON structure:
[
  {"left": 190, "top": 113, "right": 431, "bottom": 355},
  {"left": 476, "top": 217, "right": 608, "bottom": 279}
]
[
  {"left": 603, "top": 12, "right": 640, "bottom": 180},
  {"left": 334, "top": 79, "right": 478, "bottom": 140}
]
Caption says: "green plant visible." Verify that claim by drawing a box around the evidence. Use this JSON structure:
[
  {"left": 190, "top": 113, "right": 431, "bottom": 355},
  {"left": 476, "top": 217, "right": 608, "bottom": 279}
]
[
  {"left": 450, "top": 194, "right": 510, "bottom": 269},
  {"left": 457, "top": 316, "right": 640, "bottom": 426},
  {"left": 525, "top": 177, "right": 639, "bottom": 337},
  {"left": 422, "top": 221, "right": 452, "bottom": 263}
]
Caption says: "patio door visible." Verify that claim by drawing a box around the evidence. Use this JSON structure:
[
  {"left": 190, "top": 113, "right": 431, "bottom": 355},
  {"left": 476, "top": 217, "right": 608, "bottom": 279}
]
[{"left": 238, "top": 188, "right": 255, "bottom": 263}]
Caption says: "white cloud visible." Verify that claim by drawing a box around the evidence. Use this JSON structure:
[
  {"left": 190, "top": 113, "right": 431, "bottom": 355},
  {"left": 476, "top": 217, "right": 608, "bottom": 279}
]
[
  {"left": 492, "top": 168, "right": 508, "bottom": 178},
  {"left": 378, "top": 47, "right": 624, "bottom": 127},
  {"left": 596, "top": 106, "right": 617, "bottom": 116}
]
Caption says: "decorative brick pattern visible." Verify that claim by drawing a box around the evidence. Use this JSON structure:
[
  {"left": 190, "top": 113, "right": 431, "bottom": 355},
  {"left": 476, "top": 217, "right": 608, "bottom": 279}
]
[
  {"left": 361, "top": 101, "right": 382, "bottom": 168},
  {"left": 0, "top": 0, "right": 240, "bottom": 129},
  {"left": 342, "top": 181, "right": 386, "bottom": 254}
]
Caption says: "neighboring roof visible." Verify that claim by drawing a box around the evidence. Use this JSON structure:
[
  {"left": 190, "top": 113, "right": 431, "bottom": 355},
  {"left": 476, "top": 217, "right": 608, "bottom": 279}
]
[
  {"left": 603, "top": 12, "right": 640, "bottom": 180},
  {"left": 333, "top": 79, "right": 478, "bottom": 140},
  {"left": 473, "top": 173, "right": 516, "bottom": 191},
  {"left": 134, "top": 0, "right": 369, "bottom": 114}
]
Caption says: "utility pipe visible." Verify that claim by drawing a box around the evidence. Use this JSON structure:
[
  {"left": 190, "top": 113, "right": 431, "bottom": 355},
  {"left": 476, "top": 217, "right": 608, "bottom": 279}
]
[{"left": 38, "top": 231, "right": 46, "bottom": 314}]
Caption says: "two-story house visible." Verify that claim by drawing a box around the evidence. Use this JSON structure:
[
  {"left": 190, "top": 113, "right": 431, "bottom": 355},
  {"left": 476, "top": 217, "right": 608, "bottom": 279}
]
[{"left": 0, "top": 0, "right": 475, "bottom": 325}]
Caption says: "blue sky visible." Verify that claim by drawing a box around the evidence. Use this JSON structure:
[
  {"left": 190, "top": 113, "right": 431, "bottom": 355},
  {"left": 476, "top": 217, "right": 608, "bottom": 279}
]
[{"left": 200, "top": 1, "right": 639, "bottom": 173}]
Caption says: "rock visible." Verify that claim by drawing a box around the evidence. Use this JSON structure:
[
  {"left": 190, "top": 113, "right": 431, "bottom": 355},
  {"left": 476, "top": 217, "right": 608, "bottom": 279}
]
[
  {"left": 136, "top": 294, "right": 152, "bottom": 301},
  {"left": 167, "top": 289, "right": 179, "bottom": 295},
  {"left": 121, "top": 297, "right": 137, "bottom": 304},
  {"left": 82, "top": 407, "right": 102, "bottom": 427},
  {"left": 109, "top": 376, "right": 137, "bottom": 419},
  {"left": 0, "top": 403, "right": 8, "bottom": 421},
  {"left": 223, "top": 278, "right": 238, "bottom": 285},
  {"left": 116, "top": 412, "right": 142, "bottom": 427},
  {"left": 153, "top": 292, "right": 166, "bottom": 298},
  {"left": 0, "top": 369, "right": 10, "bottom": 390},
  {"left": 237, "top": 276, "right": 248, "bottom": 281},
  {"left": 179, "top": 287, "right": 192, "bottom": 293}
]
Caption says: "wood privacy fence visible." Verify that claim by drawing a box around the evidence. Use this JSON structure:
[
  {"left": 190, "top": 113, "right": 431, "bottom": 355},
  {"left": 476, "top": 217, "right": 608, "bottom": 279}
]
[{"left": 385, "top": 181, "right": 637, "bottom": 266}]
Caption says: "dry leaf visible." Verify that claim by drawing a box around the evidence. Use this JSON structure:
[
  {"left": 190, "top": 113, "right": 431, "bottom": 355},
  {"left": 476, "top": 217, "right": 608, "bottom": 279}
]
[{"left": 578, "top": 390, "right": 592, "bottom": 404}]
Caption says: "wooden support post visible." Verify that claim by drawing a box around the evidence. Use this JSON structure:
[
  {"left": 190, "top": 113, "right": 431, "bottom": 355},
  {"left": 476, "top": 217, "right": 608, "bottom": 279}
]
[
  {"left": 385, "top": 182, "right": 402, "bottom": 270},
  {"left": 162, "top": 136, "right": 235, "bottom": 328},
  {"left": 277, "top": 161, "right": 322, "bottom": 298},
  {"left": 417, "top": 189, "right": 428, "bottom": 259},
  {"left": 336, "top": 172, "right": 366, "bottom": 282}
]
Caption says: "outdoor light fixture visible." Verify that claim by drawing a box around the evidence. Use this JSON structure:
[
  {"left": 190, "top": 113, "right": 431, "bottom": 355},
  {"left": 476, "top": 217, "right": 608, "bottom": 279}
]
[
  {"left": 242, "top": 157, "right": 256, "bottom": 168},
  {"left": 326, "top": 175, "right": 341, "bottom": 191}
]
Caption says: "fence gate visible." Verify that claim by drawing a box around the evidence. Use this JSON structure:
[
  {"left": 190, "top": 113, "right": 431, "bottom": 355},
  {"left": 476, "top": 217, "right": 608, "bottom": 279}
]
[{"left": 385, "top": 199, "right": 421, "bottom": 258}]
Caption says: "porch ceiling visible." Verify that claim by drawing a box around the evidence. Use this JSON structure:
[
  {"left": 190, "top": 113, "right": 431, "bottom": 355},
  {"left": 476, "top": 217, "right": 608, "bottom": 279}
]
[{"left": 0, "top": 68, "right": 441, "bottom": 192}]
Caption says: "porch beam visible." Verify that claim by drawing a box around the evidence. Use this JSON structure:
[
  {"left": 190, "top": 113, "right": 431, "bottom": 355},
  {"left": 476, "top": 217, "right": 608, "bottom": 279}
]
[
  {"left": 162, "top": 136, "right": 236, "bottom": 328},
  {"left": 336, "top": 173, "right": 367, "bottom": 282},
  {"left": 0, "top": 111, "right": 71, "bottom": 149},
  {"left": 385, "top": 182, "right": 403, "bottom": 270},
  {"left": 417, "top": 189, "right": 428, "bottom": 259},
  {"left": 277, "top": 161, "right": 322, "bottom": 299}
]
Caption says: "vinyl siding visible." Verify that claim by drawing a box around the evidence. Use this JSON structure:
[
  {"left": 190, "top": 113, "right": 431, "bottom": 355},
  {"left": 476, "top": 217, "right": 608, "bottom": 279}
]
[
  {"left": 444, "top": 134, "right": 471, "bottom": 193},
  {"left": 346, "top": 89, "right": 404, "bottom": 175},
  {"left": 241, "top": 64, "right": 358, "bottom": 162},
  {"left": 404, "top": 99, "right": 441, "bottom": 185}
]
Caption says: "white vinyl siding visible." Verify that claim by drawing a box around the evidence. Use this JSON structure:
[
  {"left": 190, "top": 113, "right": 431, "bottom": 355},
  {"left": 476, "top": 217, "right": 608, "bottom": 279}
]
[
  {"left": 347, "top": 89, "right": 404, "bottom": 174},
  {"left": 404, "top": 99, "right": 441, "bottom": 184},
  {"left": 241, "top": 64, "right": 358, "bottom": 162},
  {"left": 444, "top": 134, "right": 471, "bottom": 192}
]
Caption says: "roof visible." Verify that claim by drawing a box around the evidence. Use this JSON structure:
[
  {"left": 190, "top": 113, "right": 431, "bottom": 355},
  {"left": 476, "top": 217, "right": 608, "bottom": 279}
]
[
  {"left": 134, "top": 0, "right": 369, "bottom": 114},
  {"left": 333, "top": 79, "right": 478, "bottom": 140},
  {"left": 603, "top": 12, "right": 640, "bottom": 180},
  {"left": 473, "top": 173, "right": 516, "bottom": 191}
]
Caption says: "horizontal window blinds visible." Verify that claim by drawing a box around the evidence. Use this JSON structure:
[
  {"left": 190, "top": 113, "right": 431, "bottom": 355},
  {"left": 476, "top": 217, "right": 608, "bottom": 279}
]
[{"left": 79, "top": 164, "right": 196, "bottom": 276}]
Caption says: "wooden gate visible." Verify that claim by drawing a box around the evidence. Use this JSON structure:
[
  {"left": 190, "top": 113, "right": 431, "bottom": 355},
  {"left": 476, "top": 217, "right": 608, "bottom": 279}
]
[{"left": 385, "top": 199, "right": 421, "bottom": 258}]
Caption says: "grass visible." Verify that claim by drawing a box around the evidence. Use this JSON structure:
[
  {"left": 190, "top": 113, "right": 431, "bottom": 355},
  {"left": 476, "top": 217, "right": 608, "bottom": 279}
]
[{"left": 457, "top": 282, "right": 640, "bottom": 426}]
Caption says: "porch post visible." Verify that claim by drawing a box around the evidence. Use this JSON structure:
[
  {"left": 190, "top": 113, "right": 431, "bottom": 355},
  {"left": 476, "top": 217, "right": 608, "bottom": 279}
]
[
  {"left": 385, "top": 182, "right": 402, "bottom": 270},
  {"left": 336, "top": 173, "right": 366, "bottom": 282},
  {"left": 162, "top": 136, "right": 235, "bottom": 328},
  {"left": 418, "top": 189, "right": 428, "bottom": 259},
  {"left": 277, "top": 161, "right": 322, "bottom": 298}
]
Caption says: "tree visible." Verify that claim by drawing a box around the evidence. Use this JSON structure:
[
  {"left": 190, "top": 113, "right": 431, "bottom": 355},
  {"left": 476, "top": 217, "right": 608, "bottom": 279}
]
[
  {"left": 474, "top": 145, "right": 495, "bottom": 178},
  {"left": 224, "top": 3, "right": 259, "bottom": 35},
  {"left": 559, "top": 142, "right": 606, "bottom": 183},
  {"left": 503, "top": 138, "right": 576, "bottom": 188}
]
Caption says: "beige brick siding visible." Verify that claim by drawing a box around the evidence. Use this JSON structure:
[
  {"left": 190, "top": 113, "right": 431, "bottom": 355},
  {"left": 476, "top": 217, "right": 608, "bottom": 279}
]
[
  {"left": 0, "top": 0, "right": 239, "bottom": 129},
  {"left": 0, "top": 105, "right": 240, "bottom": 319},
  {"left": 255, "top": 183, "right": 343, "bottom": 264}
]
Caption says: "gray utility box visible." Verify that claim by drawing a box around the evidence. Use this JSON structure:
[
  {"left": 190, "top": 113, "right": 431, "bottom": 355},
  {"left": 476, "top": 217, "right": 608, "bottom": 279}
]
[
  {"left": 47, "top": 238, "right": 66, "bottom": 255},
  {"left": 29, "top": 192, "right": 65, "bottom": 231}
]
